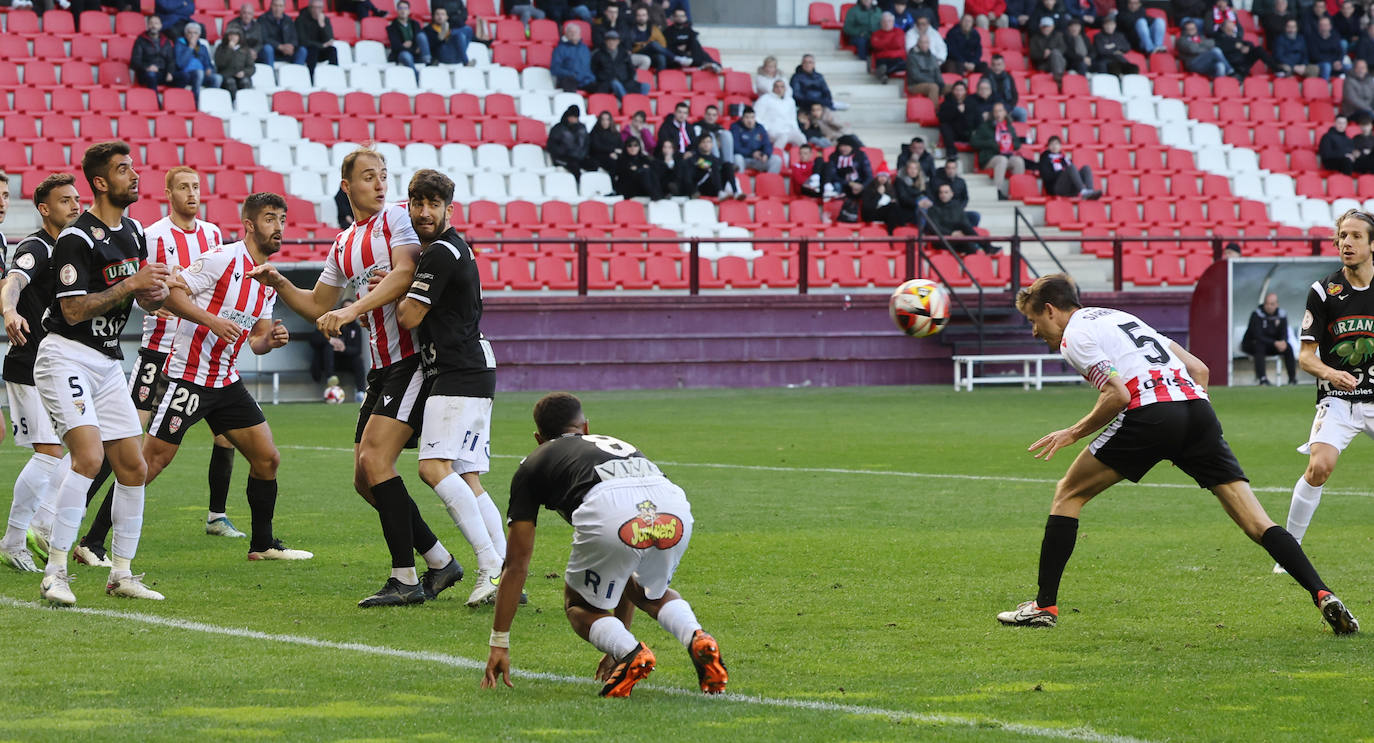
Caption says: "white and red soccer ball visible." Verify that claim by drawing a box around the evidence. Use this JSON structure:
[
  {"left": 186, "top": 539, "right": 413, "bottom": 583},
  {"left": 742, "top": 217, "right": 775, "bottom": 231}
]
[
  {"left": 888, "top": 279, "right": 951, "bottom": 338},
  {"left": 323, "top": 385, "right": 346, "bottom": 404}
]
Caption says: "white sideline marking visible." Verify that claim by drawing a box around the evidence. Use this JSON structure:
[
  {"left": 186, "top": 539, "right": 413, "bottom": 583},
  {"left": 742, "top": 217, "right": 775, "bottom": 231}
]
[
  {"left": 275, "top": 445, "right": 1374, "bottom": 498},
  {"left": 0, "top": 596, "right": 1152, "bottom": 743}
]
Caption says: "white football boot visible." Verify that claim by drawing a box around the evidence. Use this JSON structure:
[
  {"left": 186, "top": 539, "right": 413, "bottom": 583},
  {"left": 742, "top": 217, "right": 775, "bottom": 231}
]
[
  {"left": 40, "top": 570, "right": 76, "bottom": 606},
  {"left": 106, "top": 573, "right": 165, "bottom": 600}
]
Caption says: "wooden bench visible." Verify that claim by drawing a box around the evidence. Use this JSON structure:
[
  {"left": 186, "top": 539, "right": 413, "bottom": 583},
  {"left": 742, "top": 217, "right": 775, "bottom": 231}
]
[{"left": 951, "top": 354, "right": 1085, "bottom": 391}]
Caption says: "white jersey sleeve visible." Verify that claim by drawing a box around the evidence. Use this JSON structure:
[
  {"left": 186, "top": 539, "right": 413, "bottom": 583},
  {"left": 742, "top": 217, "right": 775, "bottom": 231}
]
[
  {"left": 318, "top": 236, "right": 347, "bottom": 288},
  {"left": 1061, "top": 307, "right": 1206, "bottom": 408},
  {"left": 181, "top": 248, "right": 234, "bottom": 296},
  {"left": 385, "top": 204, "right": 420, "bottom": 249},
  {"left": 1060, "top": 323, "right": 1118, "bottom": 390}
]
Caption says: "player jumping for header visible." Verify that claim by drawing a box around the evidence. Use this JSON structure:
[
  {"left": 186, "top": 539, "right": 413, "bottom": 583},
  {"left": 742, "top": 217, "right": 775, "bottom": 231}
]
[{"left": 998, "top": 273, "right": 1357, "bottom": 635}]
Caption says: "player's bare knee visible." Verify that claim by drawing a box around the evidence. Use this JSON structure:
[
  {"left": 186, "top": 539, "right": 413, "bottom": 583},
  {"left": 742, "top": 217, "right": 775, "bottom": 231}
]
[
  {"left": 356, "top": 445, "right": 396, "bottom": 484},
  {"left": 418, "top": 459, "right": 451, "bottom": 487},
  {"left": 251, "top": 448, "right": 280, "bottom": 478},
  {"left": 114, "top": 458, "right": 148, "bottom": 487},
  {"left": 1304, "top": 460, "right": 1333, "bottom": 486},
  {"left": 69, "top": 450, "right": 104, "bottom": 476}
]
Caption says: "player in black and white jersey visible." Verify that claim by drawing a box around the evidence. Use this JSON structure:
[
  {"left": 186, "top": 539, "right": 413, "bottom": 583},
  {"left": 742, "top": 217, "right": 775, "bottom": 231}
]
[
  {"left": 0, "top": 174, "right": 81, "bottom": 573},
  {"left": 479, "top": 393, "right": 727, "bottom": 698},
  {"left": 997, "top": 274, "right": 1357, "bottom": 635},
  {"left": 33, "top": 141, "right": 173, "bottom": 605},
  {"left": 392, "top": 170, "right": 504, "bottom": 608},
  {"left": 1279, "top": 209, "right": 1374, "bottom": 568},
  {"left": 0, "top": 169, "right": 10, "bottom": 451}
]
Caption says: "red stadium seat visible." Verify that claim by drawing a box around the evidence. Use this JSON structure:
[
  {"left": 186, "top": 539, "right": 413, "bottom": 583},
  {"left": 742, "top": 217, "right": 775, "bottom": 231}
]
[
  {"left": 540, "top": 200, "right": 574, "bottom": 227},
  {"left": 116, "top": 112, "right": 151, "bottom": 140},
  {"left": 374, "top": 118, "right": 407, "bottom": 142},
  {"left": 514, "top": 118, "right": 546, "bottom": 145},
  {"left": 906, "top": 96, "right": 937, "bottom": 125},
  {"left": 611, "top": 199, "right": 645, "bottom": 227},
  {"left": 273, "top": 91, "right": 306, "bottom": 115},
  {"left": 479, "top": 119, "right": 514, "bottom": 146},
  {"left": 215, "top": 170, "right": 249, "bottom": 196},
  {"left": 534, "top": 256, "right": 577, "bottom": 290},
  {"left": 78, "top": 113, "right": 116, "bottom": 141},
  {"left": 7, "top": 10, "right": 41, "bottom": 34},
  {"left": 807, "top": 1, "right": 836, "bottom": 25},
  {"left": 410, "top": 118, "right": 442, "bottom": 142},
  {"left": 449, "top": 93, "right": 481, "bottom": 116},
  {"left": 162, "top": 88, "right": 197, "bottom": 113},
  {"left": 361, "top": 17, "right": 388, "bottom": 42},
  {"left": 645, "top": 255, "right": 686, "bottom": 289}
]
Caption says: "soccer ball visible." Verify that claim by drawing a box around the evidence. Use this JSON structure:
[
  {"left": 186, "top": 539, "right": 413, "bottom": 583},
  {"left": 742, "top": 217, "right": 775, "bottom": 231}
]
[
  {"left": 889, "top": 279, "right": 951, "bottom": 338},
  {"left": 323, "top": 385, "right": 346, "bottom": 404}
]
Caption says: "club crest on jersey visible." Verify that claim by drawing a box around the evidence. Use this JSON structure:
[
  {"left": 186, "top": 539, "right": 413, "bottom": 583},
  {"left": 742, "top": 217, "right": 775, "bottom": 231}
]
[
  {"left": 91, "top": 227, "right": 105, "bottom": 242},
  {"left": 73, "top": 400, "right": 85, "bottom": 415},
  {"left": 617, "top": 500, "right": 684, "bottom": 550},
  {"left": 372, "top": 223, "right": 385, "bottom": 239},
  {"left": 59, "top": 264, "right": 79, "bottom": 286},
  {"left": 169, "top": 416, "right": 182, "bottom": 434},
  {"left": 1329, "top": 282, "right": 1344, "bottom": 296},
  {"left": 103, "top": 258, "right": 139, "bottom": 284},
  {"left": 15, "top": 253, "right": 35, "bottom": 270},
  {"left": 138, "top": 385, "right": 150, "bottom": 402}
]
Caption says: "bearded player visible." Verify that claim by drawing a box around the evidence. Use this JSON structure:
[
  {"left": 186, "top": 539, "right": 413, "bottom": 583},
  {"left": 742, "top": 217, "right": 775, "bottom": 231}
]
[{"left": 481, "top": 393, "right": 727, "bottom": 698}]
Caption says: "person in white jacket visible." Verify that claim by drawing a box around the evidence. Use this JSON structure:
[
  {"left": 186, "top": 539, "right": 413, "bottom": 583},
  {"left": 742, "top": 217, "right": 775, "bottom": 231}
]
[
  {"left": 754, "top": 79, "right": 806, "bottom": 148},
  {"left": 904, "top": 15, "right": 946, "bottom": 63},
  {"left": 754, "top": 55, "right": 790, "bottom": 99}
]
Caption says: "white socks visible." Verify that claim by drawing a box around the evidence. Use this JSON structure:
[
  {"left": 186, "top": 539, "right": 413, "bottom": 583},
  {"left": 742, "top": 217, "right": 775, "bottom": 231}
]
[
  {"left": 110, "top": 483, "right": 145, "bottom": 563},
  {"left": 45, "top": 469, "right": 92, "bottom": 576},
  {"left": 422, "top": 542, "right": 452, "bottom": 570},
  {"left": 1286, "top": 476, "right": 1324, "bottom": 543},
  {"left": 2, "top": 452, "right": 59, "bottom": 550},
  {"left": 31, "top": 453, "right": 73, "bottom": 535},
  {"left": 391, "top": 567, "right": 419, "bottom": 585},
  {"left": 474, "top": 491, "right": 507, "bottom": 559},
  {"left": 588, "top": 616, "right": 639, "bottom": 658},
  {"left": 655, "top": 599, "right": 702, "bottom": 648},
  {"left": 207, "top": 511, "right": 227, "bottom": 522},
  {"left": 433, "top": 473, "right": 500, "bottom": 572}
]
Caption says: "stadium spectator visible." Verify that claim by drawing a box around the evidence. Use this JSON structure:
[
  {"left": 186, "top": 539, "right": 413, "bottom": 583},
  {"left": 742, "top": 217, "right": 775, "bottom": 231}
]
[
  {"left": 755, "top": 80, "right": 806, "bottom": 147},
  {"left": 1061, "top": 19, "right": 1092, "bottom": 74},
  {"left": 592, "top": 3, "right": 631, "bottom": 47},
  {"left": 896, "top": 136, "right": 936, "bottom": 182},
  {"left": 754, "top": 55, "right": 789, "bottom": 97},
  {"left": 985, "top": 54, "right": 1028, "bottom": 122},
  {"left": 132, "top": 15, "right": 177, "bottom": 92},
  {"left": 1354, "top": 22, "right": 1374, "bottom": 68},
  {"left": 904, "top": 15, "right": 947, "bottom": 63},
  {"left": 506, "top": 0, "right": 548, "bottom": 25},
  {"left": 729, "top": 108, "right": 782, "bottom": 174},
  {"left": 1063, "top": 0, "right": 1096, "bottom": 27},
  {"left": 174, "top": 23, "right": 221, "bottom": 104},
  {"left": 1092, "top": 17, "right": 1139, "bottom": 75},
  {"left": 966, "top": 0, "right": 1009, "bottom": 28},
  {"left": 1172, "top": 0, "right": 1207, "bottom": 28},
  {"left": 924, "top": 183, "right": 986, "bottom": 254},
  {"left": 1260, "top": 0, "right": 1295, "bottom": 52},
  {"left": 1307, "top": 17, "right": 1344, "bottom": 79},
  {"left": 894, "top": 157, "right": 934, "bottom": 226},
  {"left": 906, "top": 0, "right": 941, "bottom": 25},
  {"left": 589, "top": 111, "right": 624, "bottom": 174},
  {"left": 1178, "top": 19, "right": 1234, "bottom": 77},
  {"left": 1351, "top": 113, "right": 1374, "bottom": 172},
  {"left": 905, "top": 33, "right": 944, "bottom": 104},
  {"left": 937, "top": 80, "right": 980, "bottom": 159},
  {"left": 792, "top": 55, "right": 851, "bottom": 112},
  {"left": 592, "top": 31, "right": 648, "bottom": 99},
  {"left": 1222, "top": 242, "right": 1241, "bottom": 259},
  {"left": 1241, "top": 293, "right": 1297, "bottom": 386},
  {"left": 308, "top": 300, "right": 366, "bottom": 399},
  {"left": 860, "top": 169, "right": 902, "bottom": 231},
  {"left": 807, "top": 101, "right": 847, "bottom": 141},
  {"left": 613, "top": 136, "right": 663, "bottom": 198},
  {"left": 1208, "top": 0, "right": 1238, "bottom": 35},
  {"left": 836, "top": 179, "right": 867, "bottom": 223},
  {"left": 1343, "top": 59, "right": 1374, "bottom": 118},
  {"left": 1274, "top": 18, "right": 1311, "bottom": 76},
  {"left": 658, "top": 101, "right": 694, "bottom": 155},
  {"left": 296, "top": 0, "right": 338, "bottom": 72},
  {"left": 1007, "top": 0, "right": 1035, "bottom": 29},
  {"left": 432, "top": 0, "right": 475, "bottom": 48},
  {"left": 1318, "top": 113, "right": 1357, "bottom": 173},
  {"left": 260, "top": 0, "right": 307, "bottom": 66},
  {"left": 424, "top": 8, "right": 470, "bottom": 64},
  {"left": 387, "top": 0, "right": 432, "bottom": 77},
  {"left": 663, "top": 8, "right": 720, "bottom": 71},
  {"left": 622, "top": 109, "right": 658, "bottom": 150},
  {"left": 843, "top": 0, "right": 882, "bottom": 60},
  {"left": 691, "top": 104, "right": 733, "bottom": 162},
  {"left": 790, "top": 143, "right": 829, "bottom": 197},
  {"left": 682, "top": 136, "right": 741, "bottom": 198},
  {"left": 890, "top": 0, "right": 917, "bottom": 30},
  {"left": 930, "top": 158, "right": 981, "bottom": 227},
  {"left": 547, "top": 105, "right": 596, "bottom": 178},
  {"left": 945, "top": 14, "right": 988, "bottom": 74},
  {"left": 628, "top": 5, "right": 669, "bottom": 70},
  {"left": 551, "top": 23, "right": 595, "bottom": 92},
  {"left": 796, "top": 109, "right": 831, "bottom": 148},
  {"left": 1117, "top": 0, "right": 1166, "bottom": 54},
  {"left": 1037, "top": 135, "right": 1102, "bottom": 199},
  {"left": 1215, "top": 18, "right": 1281, "bottom": 78},
  {"left": 827, "top": 134, "right": 873, "bottom": 191},
  {"left": 1333, "top": 0, "right": 1363, "bottom": 47},
  {"left": 970, "top": 77, "right": 997, "bottom": 121},
  {"left": 870, "top": 12, "right": 908, "bottom": 81},
  {"left": 1299, "top": 0, "right": 1329, "bottom": 38},
  {"left": 1030, "top": 17, "right": 1070, "bottom": 83},
  {"left": 972, "top": 102, "right": 1027, "bottom": 200},
  {"left": 653, "top": 138, "right": 684, "bottom": 196},
  {"left": 1028, "top": 0, "right": 1068, "bottom": 31},
  {"left": 156, "top": 0, "right": 196, "bottom": 39},
  {"left": 225, "top": 3, "right": 264, "bottom": 58},
  {"left": 214, "top": 28, "right": 255, "bottom": 96}
]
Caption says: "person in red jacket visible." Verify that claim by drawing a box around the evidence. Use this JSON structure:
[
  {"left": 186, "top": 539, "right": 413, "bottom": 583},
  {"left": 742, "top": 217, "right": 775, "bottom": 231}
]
[
  {"left": 870, "top": 12, "right": 908, "bottom": 82},
  {"left": 789, "top": 143, "right": 831, "bottom": 198},
  {"left": 966, "top": 0, "right": 1009, "bottom": 29}
]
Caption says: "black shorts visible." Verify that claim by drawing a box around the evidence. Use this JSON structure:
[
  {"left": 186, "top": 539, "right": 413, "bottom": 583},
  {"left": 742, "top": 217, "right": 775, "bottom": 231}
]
[
  {"left": 1088, "top": 399, "right": 1248, "bottom": 489},
  {"left": 149, "top": 378, "right": 267, "bottom": 446},
  {"left": 129, "top": 348, "right": 170, "bottom": 412},
  {"left": 354, "top": 355, "right": 427, "bottom": 447}
]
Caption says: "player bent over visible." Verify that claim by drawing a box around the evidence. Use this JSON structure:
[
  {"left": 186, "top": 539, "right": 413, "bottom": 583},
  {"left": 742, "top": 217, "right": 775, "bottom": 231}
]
[
  {"left": 1278, "top": 210, "right": 1374, "bottom": 570},
  {"left": 37, "top": 141, "right": 171, "bottom": 605},
  {"left": 999, "top": 274, "right": 1358, "bottom": 635},
  {"left": 396, "top": 170, "right": 507, "bottom": 607},
  {"left": 143, "top": 193, "right": 310, "bottom": 561},
  {"left": 0, "top": 174, "right": 81, "bottom": 572},
  {"left": 481, "top": 393, "right": 728, "bottom": 697}
]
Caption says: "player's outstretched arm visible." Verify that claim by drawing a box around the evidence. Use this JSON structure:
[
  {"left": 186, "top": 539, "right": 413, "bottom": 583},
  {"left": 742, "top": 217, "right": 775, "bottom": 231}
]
[
  {"left": 1168, "top": 342, "right": 1209, "bottom": 391},
  {"left": 1029, "top": 376, "right": 1130, "bottom": 461},
  {"left": 395, "top": 296, "right": 428, "bottom": 330},
  {"left": 482, "top": 520, "right": 536, "bottom": 690},
  {"left": 248, "top": 319, "right": 289, "bottom": 355},
  {"left": 62, "top": 262, "right": 170, "bottom": 324},
  {"left": 163, "top": 282, "right": 243, "bottom": 343},
  {"left": 1298, "top": 340, "right": 1358, "bottom": 391},
  {"left": 246, "top": 264, "right": 342, "bottom": 323},
  {"left": 318, "top": 246, "right": 419, "bottom": 337},
  {"left": 1, "top": 273, "right": 30, "bottom": 346}
]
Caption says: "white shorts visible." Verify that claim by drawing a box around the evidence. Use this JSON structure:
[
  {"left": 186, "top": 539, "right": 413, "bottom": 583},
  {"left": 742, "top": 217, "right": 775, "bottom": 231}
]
[
  {"left": 1298, "top": 397, "right": 1374, "bottom": 455},
  {"left": 34, "top": 334, "right": 143, "bottom": 442},
  {"left": 565, "top": 476, "right": 693, "bottom": 611},
  {"left": 417, "top": 395, "right": 492, "bottom": 474},
  {"left": 5, "top": 381, "right": 60, "bottom": 447}
]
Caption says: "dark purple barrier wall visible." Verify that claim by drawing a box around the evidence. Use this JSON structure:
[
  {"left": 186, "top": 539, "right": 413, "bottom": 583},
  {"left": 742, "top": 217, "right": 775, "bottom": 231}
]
[{"left": 482, "top": 290, "right": 1194, "bottom": 391}]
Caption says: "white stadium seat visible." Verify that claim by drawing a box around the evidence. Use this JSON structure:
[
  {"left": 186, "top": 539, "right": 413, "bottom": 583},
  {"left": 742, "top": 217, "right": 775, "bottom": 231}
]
[
  {"left": 648, "top": 200, "right": 683, "bottom": 228},
  {"left": 1300, "top": 199, "right": 1331, "bottom": 228},
  {"left": 1154, "top": 98, "right": 1186, "bottom": 124},
  {"left": 486, "top": 66, "right": 520, "bottom": 92},
  {"left": 511, "top": 144, "right": 553, "bottom": 175},
  {"left": 451, "top": 174, "right": 473, "bottom": 201},
  {"left": 382, "top": 66, "right": 420, "bottom": 94},
  {"left": 1269, "top": 199, "right": 1301, "bottom": 226},
  {"left": 439, "top": 143, "right": 475, "bottom": 171},
  {"left": 353, "top": 40, "right": 387, "bottom": 66},
  {"left": 551, "top": 92, "right": 585, "bottom": 117},
  {"left": 508, "top": 172, "right": 546, "bottom": 202},
  {"left": 714, "top": 226, "right": 757, "bottom": 258},
  {"left": 470, "top": 172, "right": 509, "bottom": 202},
  {"left": 330, "top": 41, "right": 352, "bottom": 66},
  {"left": 1332, "top": 197, "right": 1362, "bottom": 215},
  {"left": 579, "top": 171, "right": 613, "bottom": 199},
  {"left": 349, "top": 66, "right": 386, "bottom": 95},
  {"left": 1363, "top": 197, "right": 1374, "bottom": 213},
  {"left": 1195, "top": 148, "right": 1229, "bottom": 175},
  {"left": 1190, "top": 125, "right": 1222, "bottom": 148},
  {"left": 475, "top": 143, "right": 513, "bottom": 173},
  {"left": 681, "top": 226, "right": 718, "bottom": 258},
  {"left": 543, "top": 171, "right": 579, "bottom": 202},
  {"left": 199, "top": 88, "right": 234, "bottom": 117},
  {"left": 289, "top": 170, "right": 326, "bottom": 201},
  {"left": 467, "top": 42, "right": 491, "bottom": 66},
  {"left": 520, "top": 67, "right": 554, "bottom": 91},
  {"left": 276, "top": 64, "right": 313, "bottom": 93},
  {"left": 251, "top": 63, "right": 278, "bottom": 93},
  {"left": 681, "top": 199, "right": 718, "bottom": 227},
  {"left": 1119, "top": 74, "right": 1153, "bottom": 99},
  {"left": 331, "top": 141, "right": 361, "bottom": 168},
  {"left": 1088, "top": 74, "right": 1121, "bottom": 99},
  {"left": 234, "top": 88, "right": 270, "bottom": 116},
  {"left": 1124, "top": 99, "right": 1158, "bottom": 126},
  {"left": 404, "top": 143, "right": 439, "bottom": 170},
  {"left": 1226, "top": 148, "right": 1259, "bottom": 176},
  {"left": 1230, "top": 175, "right": 1266, "bottom": 202},
  {"left": 264, "top": 114, "right": 301, "bottom": 142},
  {"left": 258, "top": 142, "right": 293, "bottom": 170},
  {"left": 294, "top": 141, "right": 331, "bottom": 172},
  {"left": 1156, "top": 121, "right": 1191, "bottom": 148},
  {"left": 313, "top": 64, "right": 349, "bottom": 94},
  {"left": 518, "top": 93, "right": 555, "bottom": 123},
  {"left": 453, "top": 67, "right": 488, "bottom": 93},
  {"left": 1263, "top": 173, "right": 1295, "bottom": 200},
  {"left": 373, "top": 142, "right": 404, "bottom": 167},
  {"left": 418, "top": 66, "right": 453, "bottom": 93},
  {"left": 228, "top": 114, "right": 264, "bottom": 144}
]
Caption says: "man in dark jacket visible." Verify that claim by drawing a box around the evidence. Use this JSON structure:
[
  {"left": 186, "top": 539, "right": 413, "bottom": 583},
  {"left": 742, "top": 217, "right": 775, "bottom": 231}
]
[
  {"left": 692, "top": 104, "right": 733, "bottom": 163},
  {"left": 1354, "top": 21, "right": 1374, "bottom": 68},
  {"left": 826, "top": 134, "right": 873, "bottom": 191},
  {"left": 1261, "top": 0, "right": 1295, "bottom": 52},
  {"left": 1117, "top": 0, "right": 1165, "bottom": 54},
  {"left": 658, "top": 101, "right": 695, "bottom": 155},
  {"left": 896, "top": 136, "right": 936, "bottom": 183},
  {"left": 225, "top": 3, "right": 265, "bottom": 56},
  {"left": 387, "top": 0, "right": 431, "bottom": 73},
  {"left": 936, "top": 80, "right": 980, "bottom": 159},
  {"left": 1319, "top": 114, "right": 1357, "bottom": 173},
  {"left": 550, "top": 22, "right": 595, "bottom": 91},
  {"left": 1029, "top": 17, "right": 1069, "bottom": 81},
  {"left": 424, "top": 7, "right": 470, "bottom": 65},
  {"left": 156, "top": 0, "right": 196, "bottom": 39},
  {"left": 547, "top": 105, "right": 596, "bottom": 178},
  {"left": 682, "top": 136, "right": 739, "bottom": 197},
  {"left": 791, "top": 54, "right": 846, "bottom": 111},
  {"left": 592, "top": 3, "right": 633, "bottom": 47},
  {"left": 1241, "top": 293, "right": 1296, "bottom": 386},
  {"left": 1092, "top": 17, "right": 1139, "bottom": 75},
  {"left": 1028, "top": 0, "right": 1067, "bottom": 30},
  {"left": 591, "top": 32, "right": 647, "bottom": 99},
  {"left": 613, "top": 136, "right": 663, "bottom": 199},
  {"left": 1307, "top": 16, "right": 1344, "bottom": 79},
  {"left": 925, "top": 183, "right": 987, "bottom": 254},
  {"left": 929, "top": 158, "right": 981, "bottom": 227},
  {"left": 1037, "top": 135, "right": 1101, "bottom": 198},
  {"left": 259, "top": 0, "right": 307, "bottom": 66},
  {"left": 1215, "top": 18, "right": 1280, "bottom": 78},
  {"left": 729, "top": 108, "right": 781, "bottom": 174},
  {"left": 132, "top": 15, "right": 176, "bottom": 91},
  {"left": 944, "top": 14, "right": 987, "bottom": 74},
  {"left": 663, "top": 7, "right": 719, "bottom": 70},
  {"left": 984, "top": 54, "right": 1027, "bottom": 122},
  {"left": 296, "top": 0, "right": 338, "bottom": 72}
]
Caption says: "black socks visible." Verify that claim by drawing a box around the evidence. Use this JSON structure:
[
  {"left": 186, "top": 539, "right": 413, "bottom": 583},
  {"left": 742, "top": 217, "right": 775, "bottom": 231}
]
[
  {"left": 207, "top": 444, "right": 235, "bottom": 515},
  {"left": 1036, "top": 515, "right": 1080, "bottom": 609},
  {"left": 371, "top": 476, "right": 415, "bottom": 569},
  {"left": 1261, "top": 525, "right": 1329, "bottom": 600},
  {"left": 246, "top": 476, "right": 278, "bottom": 553}
]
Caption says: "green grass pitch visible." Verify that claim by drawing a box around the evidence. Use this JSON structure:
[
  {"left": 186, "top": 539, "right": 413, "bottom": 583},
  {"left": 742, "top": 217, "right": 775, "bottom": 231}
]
[{"left": 0, "top": 385, "right": 1370, "bottom": 742}]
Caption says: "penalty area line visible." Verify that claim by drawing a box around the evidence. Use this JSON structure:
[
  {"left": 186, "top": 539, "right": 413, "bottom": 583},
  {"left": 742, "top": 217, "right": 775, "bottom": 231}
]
[
  {"left": 275, "top": 445, "right": 1373, "bottom": 498},
  {"left": 0, "top": 596, "right": 1153, "bottom": 743}
]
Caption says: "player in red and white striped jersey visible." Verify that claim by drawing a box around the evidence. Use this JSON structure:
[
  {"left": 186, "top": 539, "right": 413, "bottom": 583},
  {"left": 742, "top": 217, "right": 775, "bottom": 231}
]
[
  {"left": 248, "top": 149, "right": 460, "bottom": 604},
  {"left": 994, "top": 273, "right": 1358, "bottom": 635},
  {"left": 142, "top": 193, "right": 311, "bottom": 561}
]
